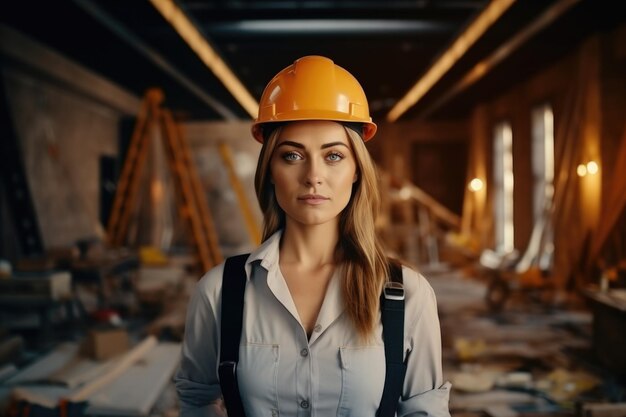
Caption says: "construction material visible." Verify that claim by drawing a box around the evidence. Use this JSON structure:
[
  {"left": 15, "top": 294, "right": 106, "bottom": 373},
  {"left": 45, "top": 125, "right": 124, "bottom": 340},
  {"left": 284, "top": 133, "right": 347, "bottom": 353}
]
[
  {"left": 0, "top": 364, "right": 17, "bottom": 383},
  {"left": 218, "top": 142, "right": 261, "bottom": 245},
  {"left": 84, "top": 342, "right": 181, "bottom": 416},
  {"left": 67, "top": 335, "right": 157, "bottom": 402},
  {"left": 385, "top": 177, "right": 462, "bottom": 268},
  {"left": 5, "top": 338, "right": 177, "bottom": 416},
  {"left": 0, "top": 271, "right": 71, "bottom": 302},
  {"left": 0, "top": 336, "right": 24, "bottom": 367},
  {"left": 81, "top": 328, "right": 130, "bottom": 361},
  {"left": 135, "top": 265, "right": 185, "bottom": 293},
  {"left": 583, "top": 288, "right": 626, "bottom": 377},
  {"left": 5, "top": 343, "right": 80, "bottom": 386},
  {"left": 106, "top": 88, "right": 222, "bottom": 273},
  {"left": 580, "top": 402, "right": 626, "bottom": 417}
]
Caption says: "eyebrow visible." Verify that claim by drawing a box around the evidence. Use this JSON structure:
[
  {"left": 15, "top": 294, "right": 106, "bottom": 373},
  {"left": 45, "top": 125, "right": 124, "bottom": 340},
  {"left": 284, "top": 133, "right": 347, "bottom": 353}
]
[{"left": 276, "top": 140, "right": 350, "bottom": 150}]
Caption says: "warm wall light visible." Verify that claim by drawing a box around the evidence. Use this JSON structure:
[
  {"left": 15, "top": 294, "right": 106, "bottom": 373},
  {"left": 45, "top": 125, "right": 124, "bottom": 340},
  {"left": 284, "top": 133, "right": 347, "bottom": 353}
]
[
  {"left": 577, "top": 161, "right": 599, "bottom": 177},
  {"left": 586, "top": 161, "right": 599, "bottom": 175},
  {"left": 399, "top": 186, "right": 412, "bottom": 200},
  {"left": 468, "top": 178, "right": 484, "bottom": 192}
]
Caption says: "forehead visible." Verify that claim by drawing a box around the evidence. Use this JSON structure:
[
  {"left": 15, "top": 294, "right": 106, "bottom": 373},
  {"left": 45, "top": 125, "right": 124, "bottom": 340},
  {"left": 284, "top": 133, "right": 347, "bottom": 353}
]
[{"left": 277, "top": 121, "right": 349, "bottom": 144}]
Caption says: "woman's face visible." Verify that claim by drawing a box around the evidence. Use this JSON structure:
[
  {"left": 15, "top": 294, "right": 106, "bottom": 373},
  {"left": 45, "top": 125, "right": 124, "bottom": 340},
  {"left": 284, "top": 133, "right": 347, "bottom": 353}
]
[{"left": 270, "top": 120, "right": 358, "bottom": 229}]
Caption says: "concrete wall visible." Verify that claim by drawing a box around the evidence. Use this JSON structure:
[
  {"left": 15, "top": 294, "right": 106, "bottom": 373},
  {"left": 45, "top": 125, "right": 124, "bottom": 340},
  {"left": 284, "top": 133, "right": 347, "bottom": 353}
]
[
  {"left": 0, "top": 25, "right": 139, "bottom": 252},
  {"left": 0, "top": 26, "right": 264, "bottom": 262}
]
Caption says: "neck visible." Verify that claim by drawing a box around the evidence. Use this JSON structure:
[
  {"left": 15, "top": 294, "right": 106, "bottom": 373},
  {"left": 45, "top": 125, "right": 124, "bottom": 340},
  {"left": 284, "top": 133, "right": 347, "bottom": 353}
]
[{"left": 280, "top": 220, "right": 339, "bottom": 268}]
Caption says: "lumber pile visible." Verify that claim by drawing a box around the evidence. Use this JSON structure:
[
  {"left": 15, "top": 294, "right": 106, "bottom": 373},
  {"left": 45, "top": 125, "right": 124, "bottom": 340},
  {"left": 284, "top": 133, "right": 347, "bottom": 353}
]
[{"left": 3, "top": 335, "right": 180, "bottom": 417}]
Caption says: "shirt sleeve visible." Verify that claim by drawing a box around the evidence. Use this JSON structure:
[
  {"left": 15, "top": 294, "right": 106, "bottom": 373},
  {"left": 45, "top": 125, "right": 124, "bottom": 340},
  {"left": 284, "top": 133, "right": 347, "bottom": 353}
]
[
  {"left": 397, "top": 267, "right": 452, "bottom": 417},
  {"left": 175, "top": 265, "right": 227, "bottom": 417}
]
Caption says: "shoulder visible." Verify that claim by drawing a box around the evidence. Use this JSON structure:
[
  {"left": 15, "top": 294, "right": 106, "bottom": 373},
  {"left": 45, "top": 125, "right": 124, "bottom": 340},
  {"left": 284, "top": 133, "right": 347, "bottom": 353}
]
[
  {"left": 398, "top": 264, "right": 438, "bottom": 322},
  {"left": 194, "top": 254, "right": 254, "bottom": 303},
  {"left": 193, "top": 261, "right": 226, "bottom": 306},
  {"left": 399, "top": 264, "right": 436, "bottom": 299}
]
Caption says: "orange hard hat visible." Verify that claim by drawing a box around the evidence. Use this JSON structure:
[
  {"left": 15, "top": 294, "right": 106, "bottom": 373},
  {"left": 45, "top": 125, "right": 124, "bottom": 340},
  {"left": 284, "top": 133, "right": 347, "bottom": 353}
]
[{"left": 251, "top": 55, "right": 377, "bottom": 143}]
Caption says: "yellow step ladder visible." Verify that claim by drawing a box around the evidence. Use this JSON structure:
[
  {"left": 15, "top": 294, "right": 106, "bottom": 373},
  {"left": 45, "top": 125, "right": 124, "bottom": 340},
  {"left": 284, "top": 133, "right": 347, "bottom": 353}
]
[{"left": 106, "top": 88, "right": 222, "bottom": 272}]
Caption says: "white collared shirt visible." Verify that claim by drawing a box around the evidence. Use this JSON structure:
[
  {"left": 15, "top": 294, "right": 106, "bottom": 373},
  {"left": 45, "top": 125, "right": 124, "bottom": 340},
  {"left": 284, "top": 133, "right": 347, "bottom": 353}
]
[{"left": 175, "top": 231, "right": 451, "bottom": 417}]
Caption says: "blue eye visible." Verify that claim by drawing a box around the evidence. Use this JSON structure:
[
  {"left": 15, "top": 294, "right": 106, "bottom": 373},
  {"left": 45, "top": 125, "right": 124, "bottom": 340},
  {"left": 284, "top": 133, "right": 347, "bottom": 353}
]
[
  {"left": 327, "top": 152, "right": 343, "bottom": 162},
  {"left": 283, "top": 152, "right": 302, "bottom": 161}
]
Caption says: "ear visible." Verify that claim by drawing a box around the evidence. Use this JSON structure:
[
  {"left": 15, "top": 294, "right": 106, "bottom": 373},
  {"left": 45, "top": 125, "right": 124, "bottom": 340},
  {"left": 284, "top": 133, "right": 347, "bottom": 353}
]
[{"left": 353, "top": 172, "right": 358, "bottom": 183}]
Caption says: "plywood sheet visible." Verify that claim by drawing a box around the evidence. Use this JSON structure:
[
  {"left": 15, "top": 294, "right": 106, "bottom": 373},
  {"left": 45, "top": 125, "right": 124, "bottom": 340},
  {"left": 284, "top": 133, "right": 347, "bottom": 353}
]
[{"left": 84, "top": 342, "right": 181, "bottom": 416}]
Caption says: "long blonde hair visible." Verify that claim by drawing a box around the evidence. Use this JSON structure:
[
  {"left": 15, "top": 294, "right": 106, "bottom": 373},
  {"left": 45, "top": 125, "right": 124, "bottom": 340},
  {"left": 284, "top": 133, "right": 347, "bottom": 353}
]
[{"left": 254, "top": 125, "right": 389, "bottom": 339}]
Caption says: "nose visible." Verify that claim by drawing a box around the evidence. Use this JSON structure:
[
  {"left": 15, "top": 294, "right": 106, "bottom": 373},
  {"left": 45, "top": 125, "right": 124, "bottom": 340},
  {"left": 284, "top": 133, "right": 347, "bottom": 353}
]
[{"left": 303, "top": 159, "right": 323, "bottom": 186}]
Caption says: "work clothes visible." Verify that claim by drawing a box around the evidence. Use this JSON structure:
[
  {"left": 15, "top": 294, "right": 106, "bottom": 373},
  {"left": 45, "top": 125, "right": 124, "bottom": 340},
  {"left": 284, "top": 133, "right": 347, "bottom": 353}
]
[{"left": 175, "top": 230, "right": 451, "bottom": 417}]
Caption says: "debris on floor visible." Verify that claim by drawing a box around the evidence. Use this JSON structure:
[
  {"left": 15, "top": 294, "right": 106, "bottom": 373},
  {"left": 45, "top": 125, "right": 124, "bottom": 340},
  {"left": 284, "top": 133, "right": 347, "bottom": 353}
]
[{"left": 429, "top": 264, "right": 626, "bottom": 417}]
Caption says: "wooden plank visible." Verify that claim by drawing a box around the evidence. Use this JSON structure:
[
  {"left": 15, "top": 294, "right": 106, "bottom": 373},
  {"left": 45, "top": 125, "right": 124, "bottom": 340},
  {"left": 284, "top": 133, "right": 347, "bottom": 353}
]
[
  {"left": 581, "top": 402, "right": 626, "bottom": 417},
  {"left": 3, "top": 341, "right": 121, "bottom": 389},
  {"left": 452, "top": 390, "right": 542, "bottom": 410},
  {"left": 484, "top": 405, "right": 519, "bottom": 417},
  {"left": 84, "top": 342, "right": 181, "bottom": 416},
  {"left": 47, "top": 356, "right": 118, "bottom": 389},
  {"left": 0, "top": 271, "right": 72, "bottom": 302},
  {"left": 67, "top": 335, "right": 157, "bottom": 402},
  {"left": 0, "top": 364, "right": 18, "bottom": 383},
  {"left": 4, "top": 343, "right": 79, "bottom": 385},
  {"left": 11, "top": 385, "right": 71, "bottom": 409}
]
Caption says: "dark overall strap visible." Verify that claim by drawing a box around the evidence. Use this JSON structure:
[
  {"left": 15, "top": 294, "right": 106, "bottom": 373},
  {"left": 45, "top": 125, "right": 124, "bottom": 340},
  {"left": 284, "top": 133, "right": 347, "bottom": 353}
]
[
  {"left": 218, "top": 254, "right": 249, "bottom": 417},
  {"left": 219, "top": 254, "right": 405, "bottom": 417},
  {"left": 377, "top": 260, "right": 407, "bottom": 417}
]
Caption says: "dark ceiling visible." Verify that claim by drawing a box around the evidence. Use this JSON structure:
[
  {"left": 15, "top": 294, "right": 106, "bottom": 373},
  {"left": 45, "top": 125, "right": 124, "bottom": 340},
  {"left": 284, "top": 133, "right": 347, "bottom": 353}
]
[{"left": 2, "top": 0, "right": 625, "bottom": 123}]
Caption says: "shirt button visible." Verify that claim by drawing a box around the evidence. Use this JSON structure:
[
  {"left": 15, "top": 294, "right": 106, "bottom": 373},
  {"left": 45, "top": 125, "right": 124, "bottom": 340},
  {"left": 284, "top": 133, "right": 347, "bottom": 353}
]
[
  {"left": 313, "top": 324, "right": 322, "bottom": 332},
  {"left": 300, "top": 400, "right": 310, "bottom": 409},
  {"left": 300, "top": 348, "right": 309, "bottom": 357}
]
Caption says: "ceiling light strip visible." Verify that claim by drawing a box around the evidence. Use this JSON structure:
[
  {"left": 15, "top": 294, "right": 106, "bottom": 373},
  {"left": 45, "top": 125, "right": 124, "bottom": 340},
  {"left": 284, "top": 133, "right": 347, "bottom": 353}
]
[
  {"left": 73, "top": 0, "right": 237, "bottom": 119},
  {"left": 150, "top": 0, "right": 259, "bottom": 119},
  {"left": 386, "top": 0, "right": 517, "bottom": 122},
  {"left": 421, "top": 0, "right": 581, "bottom": 119}
]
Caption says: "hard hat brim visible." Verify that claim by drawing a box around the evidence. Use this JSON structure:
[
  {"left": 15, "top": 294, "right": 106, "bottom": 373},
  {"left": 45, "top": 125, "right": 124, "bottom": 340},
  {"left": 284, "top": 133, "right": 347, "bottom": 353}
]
[{"left": 252, "top": 111, "right": 377, "bottom": 143}]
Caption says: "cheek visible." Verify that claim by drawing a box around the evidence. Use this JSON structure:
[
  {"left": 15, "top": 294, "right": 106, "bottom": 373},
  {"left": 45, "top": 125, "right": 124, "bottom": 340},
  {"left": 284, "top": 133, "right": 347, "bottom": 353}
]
[
  {"left": 337, "top": 164, "right": 358, "bottom": 189},
  {"left": 270, "top": 166, "right": 295, "bottom": 200}
]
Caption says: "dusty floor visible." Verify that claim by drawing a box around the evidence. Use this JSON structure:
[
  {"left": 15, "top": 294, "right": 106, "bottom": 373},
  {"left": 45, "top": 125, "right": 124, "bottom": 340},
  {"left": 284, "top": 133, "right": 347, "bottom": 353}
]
[
  {"left": 150, "top": 263, "right": 626, "bottom": 417},
  {"left": 2, "top": 262, "right": 625, "bottom": 416},
  {"left": 427, "top": 264, "right": 626, "bottom": 416}
]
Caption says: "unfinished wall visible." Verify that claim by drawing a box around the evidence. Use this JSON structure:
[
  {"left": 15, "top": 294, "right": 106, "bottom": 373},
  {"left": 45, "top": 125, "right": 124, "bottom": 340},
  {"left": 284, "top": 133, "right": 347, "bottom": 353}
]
[
  {"left": 369, "top": 119, "right": 469, "bottom": 215},
  {"left": 463, "top": 24, "right": 626, "bottom": 290},
  {"left": 0, "top": 26, "right": 263, "bottom": 262},
  {"left": 0, "top": 25, "right": 139, "bottom": 252},
  {"left": 183, "top": 121, "right": 262, "bottom": 257}
]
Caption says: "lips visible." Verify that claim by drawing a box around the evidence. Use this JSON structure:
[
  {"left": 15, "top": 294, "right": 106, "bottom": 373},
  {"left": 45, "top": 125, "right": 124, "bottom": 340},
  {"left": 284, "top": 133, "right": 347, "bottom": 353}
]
[{"left": 298, "top": 194, "right": 330, "bottom": 205}]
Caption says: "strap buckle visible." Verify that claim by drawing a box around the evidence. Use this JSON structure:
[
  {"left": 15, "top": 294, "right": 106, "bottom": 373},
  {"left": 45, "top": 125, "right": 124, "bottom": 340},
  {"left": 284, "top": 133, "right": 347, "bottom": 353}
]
[
  {"left": 383, "top": 282, "right": 405, "bottom": 301},
  {"left": 219, "top": 361, "right": 237, "bottom": 377}
]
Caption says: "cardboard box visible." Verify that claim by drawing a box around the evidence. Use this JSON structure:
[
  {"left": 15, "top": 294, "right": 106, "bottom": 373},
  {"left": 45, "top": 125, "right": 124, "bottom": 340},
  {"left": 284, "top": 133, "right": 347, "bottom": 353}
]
[{"left": 82, "top": 328, "right": 130, "bottom": 360}]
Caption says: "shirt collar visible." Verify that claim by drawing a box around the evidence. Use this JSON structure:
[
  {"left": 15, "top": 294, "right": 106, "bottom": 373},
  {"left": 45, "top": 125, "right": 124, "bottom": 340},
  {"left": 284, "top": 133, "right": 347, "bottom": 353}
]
[
  {"left": 243, "top": 229, "right": 346, "bottom": 340},
  {"left": 244, "top": 229, "right": 283, "bottom": 279}
]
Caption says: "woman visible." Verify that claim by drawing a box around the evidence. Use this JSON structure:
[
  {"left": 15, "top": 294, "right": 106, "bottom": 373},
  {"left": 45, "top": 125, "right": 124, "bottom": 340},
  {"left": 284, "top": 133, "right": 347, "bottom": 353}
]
[{"left": 175, "top": 55, "right": 451, "bottom": 417}]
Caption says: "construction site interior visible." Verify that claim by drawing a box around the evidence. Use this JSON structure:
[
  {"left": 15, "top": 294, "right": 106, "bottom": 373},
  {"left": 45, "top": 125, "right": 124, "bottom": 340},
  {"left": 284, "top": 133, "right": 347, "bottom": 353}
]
[{"left": 1, "top": 1, "right": 626, "bottom": 416}]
